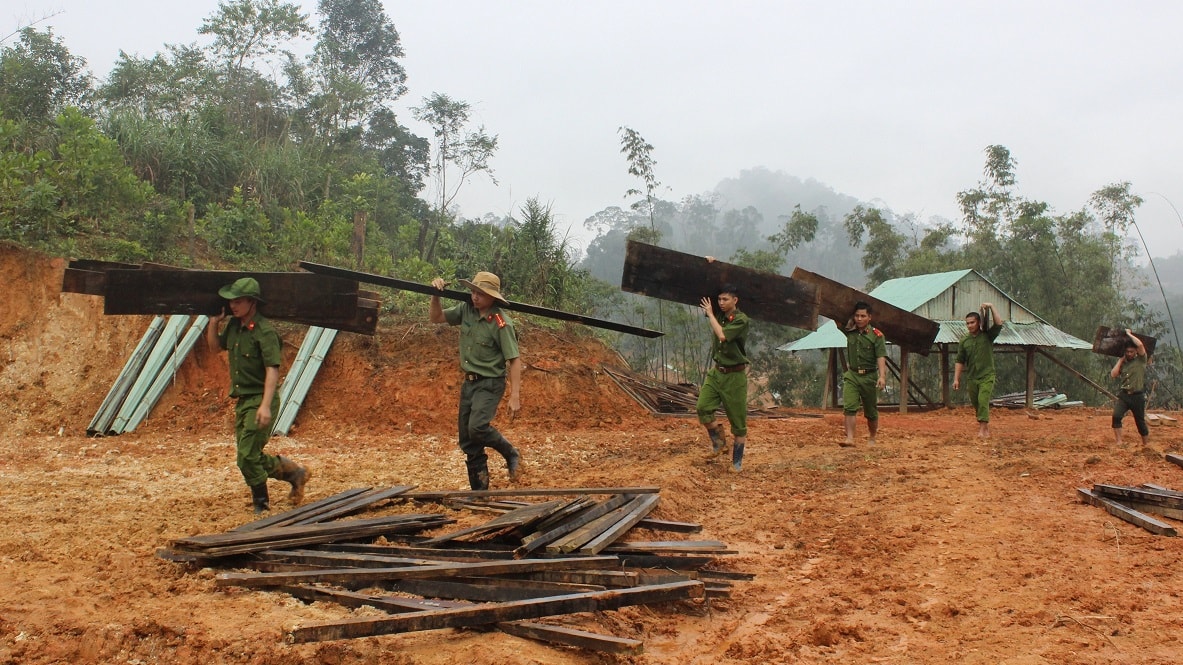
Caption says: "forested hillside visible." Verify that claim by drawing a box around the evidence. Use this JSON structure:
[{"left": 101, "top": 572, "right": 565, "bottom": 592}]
[{"left": 1, "top": 1, "right": 1179, "bottom": 407}]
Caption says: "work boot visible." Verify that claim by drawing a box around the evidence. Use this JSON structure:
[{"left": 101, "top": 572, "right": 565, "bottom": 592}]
[
  {"left": 274, "top": 456, "right": 311, "bottom": 504},
  {"left": 489, "top": 436, "right": 520, "bottom": 481},
  {"left": 730, "top": 440, "right": 745, "bottom": 473},
  {"left": 707, "top": 426, "right": 727, "bottom": 457},
  {"left": 505, "top": 448, "right": 521, "bottom": 482},
  {"left": 249, "top": 482, "right": 270, "bottom": 514}
]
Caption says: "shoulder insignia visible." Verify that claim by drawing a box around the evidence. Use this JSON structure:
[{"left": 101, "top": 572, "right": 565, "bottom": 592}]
[
  {"left": 873, "top": 328, "right": 883, "bottom": 337},
  {"left": 493, "top": 313, "right": 506, "bottom": 329}
]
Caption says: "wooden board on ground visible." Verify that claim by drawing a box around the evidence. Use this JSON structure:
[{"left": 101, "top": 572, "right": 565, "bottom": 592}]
[
  {"left": 1076, "top": 488, "right": 1177, "bottom": 536},
  {"left": 791, "top": 267, "right": 939, "bottom": 354},
  {"left": 1092, "top": 326, "right": 1157, "bottom": 358},
  {"left": 620, "top": 240, "right": 820, "bottom": 329}
]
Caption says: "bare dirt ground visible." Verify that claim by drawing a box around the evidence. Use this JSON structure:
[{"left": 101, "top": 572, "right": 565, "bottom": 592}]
[{"left": 2, "top": 242, "right": 1183, "bottom": 664}]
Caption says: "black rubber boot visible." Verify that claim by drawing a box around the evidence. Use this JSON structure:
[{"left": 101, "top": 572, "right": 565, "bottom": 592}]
[
  {"left": 250, "top": 482, "right": 270, "bottom": 514},
  {"left": 487, "top": 435, "right": 521, "bottom": 482},
  {"left": 707, "top": 426, "right": 727, "bottom": 457},
  {"left": 730, "top": 439, "right": 746, "bottom": 473},
  {"left": 465, "top": 457, "right": 490, "bottom": 491}
]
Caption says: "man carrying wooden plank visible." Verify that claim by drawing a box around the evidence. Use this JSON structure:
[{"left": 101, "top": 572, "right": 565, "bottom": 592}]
[
  {"left": 206, "top": 278, "right": 312, "bottom": 513},
  {"left": 842, "top": 301, "right": 887, "bottom": 447},
  {"left": 430, "top": 272, "right": 523, "bottom": 490},
  {"left": 695, "top": 276, "right": 750, "bottom": 472},
  {"left": 953, "top": 303, "right": 1004, "bottom": 439},
  {"left": 1110, "top": 328, "right": 1150, "bottom": 447}
]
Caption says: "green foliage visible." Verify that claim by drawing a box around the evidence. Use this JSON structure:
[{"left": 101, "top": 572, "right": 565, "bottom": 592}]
[
  {"left": 0, "top": 28, "right": 92, "bottom": 124},
  {"left": 0, "top": 111, "right": 154, "bottom": 251}
]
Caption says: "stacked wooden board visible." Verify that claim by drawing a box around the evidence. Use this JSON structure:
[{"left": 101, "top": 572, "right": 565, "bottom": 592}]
[
  {"left": 158, "top": 485, "right": 748, "bottom": 654},
  {"left": 1077, "top": 465, "right": 1183, "bottom": 537}
]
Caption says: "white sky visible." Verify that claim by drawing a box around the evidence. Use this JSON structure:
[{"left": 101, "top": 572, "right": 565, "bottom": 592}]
[{"left": 12, "top": 0, "right": 1183, "bottom": 258}]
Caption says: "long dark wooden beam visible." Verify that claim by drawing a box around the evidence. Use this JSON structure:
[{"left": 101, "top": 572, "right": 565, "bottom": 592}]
[
  {"left": 1077, "top": 488, "right": 1177, "bottom": 536},
  {"left": 791, "top": 267, "right": 939, "bottom": 354},
  {"left": 216, "top": 555, "right": 619, "bottom": 588},
  {"left": 298, "top": 261, "right": 663, "bottom": 338},
  {"left": 63, "top": 261, "right": 379, "bottom": 334},
  {"left": 620, "top": 240, "right": 820, "bottom": 329},
  {"left": 280, "top": 585, "right": 645, "bottom": 654},
  {"left": 287, "top": 580, "right": 703, "bottom": 642}
]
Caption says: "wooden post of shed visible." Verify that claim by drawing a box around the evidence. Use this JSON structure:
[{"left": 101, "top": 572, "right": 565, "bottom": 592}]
[
  {"left": 823, "top": 348, "right": 836, "bottom": 408},
  {"left": 899, "top": 348, "right": 910, "bottom": 414},
  {"left": 1025, "top": 347, "right": 1036, "bottom": 409},
  {"left": 940, "top": 343, "right": 951, "bottom": 408}
]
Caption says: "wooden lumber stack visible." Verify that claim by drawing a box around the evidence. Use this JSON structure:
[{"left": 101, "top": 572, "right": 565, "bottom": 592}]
[
  {"left": 158, "top": 485, "right": 747, "bottom": 655},
  {"left": 600, "top": 363, "right": 821, "bottom": 419},
  {"left": 1077, "top": 482, "right": 1183, "bottom": 536}
]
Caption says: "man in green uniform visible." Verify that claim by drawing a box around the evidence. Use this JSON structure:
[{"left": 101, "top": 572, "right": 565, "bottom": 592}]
[
  {"left": 842, "top": 301, "right": 887, "bottom": 447},
  {"left": 206, "top": 277, "right": 311, "bottom": 513},
  {"left": 1110, "top": 328, "right": 1149, "bottom": 446},
  {"left": 696, "top": 282, "right": 750, "bottom": 473},
  {"left": 430, "top": 271, "right": 522, "bottom": 491},
  {"left": 953, "top": 302, "right": 1004, "bottom": 438}
]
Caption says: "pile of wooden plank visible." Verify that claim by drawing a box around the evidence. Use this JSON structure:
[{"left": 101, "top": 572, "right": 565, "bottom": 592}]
[
  {"left": 159, "top": 485, "right": 747, "bottom": 654},
  {"left": 1077, "top": 459, "right": 1183, "bottom": 536},
  {"left": 601, "top": 363, "right": 819, "bottom": 419}
]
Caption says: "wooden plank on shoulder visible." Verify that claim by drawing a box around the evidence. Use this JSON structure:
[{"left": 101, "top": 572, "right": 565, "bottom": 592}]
[
  {"left": 621, "top": 240, "right": 819, "bottom": 329},
  {"left": 791, "top": 267, "right": 939, "bottom": 354},
  {"left": 1092, "top": 326, "right": 1157, "bottom": 358}
]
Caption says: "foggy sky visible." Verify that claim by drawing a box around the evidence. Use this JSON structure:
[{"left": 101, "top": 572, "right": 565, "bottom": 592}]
[{"left": 14, "top": 0, "right": 1183, "bottom": 258}]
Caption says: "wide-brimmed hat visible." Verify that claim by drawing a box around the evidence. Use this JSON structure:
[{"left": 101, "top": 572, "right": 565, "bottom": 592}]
[
  {"left": 218, "top": 277, "right": 265, "bottom": 303},
  {"left": 459, "top": 271, "right": 507, "bottom": 304}
]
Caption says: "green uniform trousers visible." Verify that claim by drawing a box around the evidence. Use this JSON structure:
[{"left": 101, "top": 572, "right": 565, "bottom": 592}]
[
  {"left": 458, "top": 376, "right": 515, "bottom": 490},
  {"left": 697, "top": 369, "right": 748, "bottom": 437},
  {"left": 966, "top": 377, "right": 995, "bottom": 423},
  {"left": 235, "top": 393, "right": 281, "bottom": 487},
  {"left": 843, "top": 370, "right": 879, "bottom": 419}
]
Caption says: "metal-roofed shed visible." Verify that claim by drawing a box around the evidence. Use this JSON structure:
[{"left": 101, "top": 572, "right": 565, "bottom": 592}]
[{"left": 780, "top": 269, "right": 1099, "bottom": 410}]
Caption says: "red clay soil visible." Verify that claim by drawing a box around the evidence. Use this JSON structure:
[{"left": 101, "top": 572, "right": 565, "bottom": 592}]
[{"left": 2, "top": 242, "right": 1183, "bottom": 664}]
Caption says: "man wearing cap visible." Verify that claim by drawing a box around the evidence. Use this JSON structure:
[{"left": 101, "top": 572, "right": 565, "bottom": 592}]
[
  {"left": 206, "top": 277, "right": 311, "bottom": 513},
  {"left": 842, "top": 301, "right": 887, "bottom": 447},
  {"left": 429, "top": 271, "right": 523, "bottom": 491}
]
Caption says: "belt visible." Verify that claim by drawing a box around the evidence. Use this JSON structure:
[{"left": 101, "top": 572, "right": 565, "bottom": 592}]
[
  {"left": 465, "top": 373, "right": 501, "bottom": 382},
  {"left": 716, "top": 364, "right": 748, "bottom": 374},
  {"left": 854, "top": 367, "right": 877, "bottom": 375}
]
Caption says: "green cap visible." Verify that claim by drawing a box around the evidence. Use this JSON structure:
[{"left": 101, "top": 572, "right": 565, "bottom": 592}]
[{"left": 218, "top": 277, "right": 264, "bottom": 302}]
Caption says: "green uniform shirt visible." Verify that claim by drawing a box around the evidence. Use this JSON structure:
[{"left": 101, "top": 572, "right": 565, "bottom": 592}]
[
  {"left": 1119, "top": 355, "right": 1147, "bottom": 392},
  {"left": 217, "top": 315, "right": 282, "bottom": 398},
  {"left": 711, "top": 310, "right": 750, "bottom": 367},
  {"left": 955, "top": 323, "right": 1002, "bottom": 382},
  {"left": 845, "top": 325, "right": 887, "bottom": 370},
  {"left": 444, "top": 302, "right": 520, "bottom": 377}
]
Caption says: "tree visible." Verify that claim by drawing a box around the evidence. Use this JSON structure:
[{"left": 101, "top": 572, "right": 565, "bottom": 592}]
[
  {"left": 0, "top": 27, "right": 91, "bottom": 123},
  {"left": 411, "top": 92, "right": 498, "bottom": 260},
  {"left": 618, "top": 126, "right": 662, "bottom": 237},
  {"left": 199, "top": 0, "right": 310, "bottom": 80},
  {"left": 310, "top": 0, "right": 407, "bottom": 133}
]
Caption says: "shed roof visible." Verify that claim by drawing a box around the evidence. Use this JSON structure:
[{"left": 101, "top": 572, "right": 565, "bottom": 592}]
[{"left": 778, "top": 269, "right": 1092, "bottom": 352}]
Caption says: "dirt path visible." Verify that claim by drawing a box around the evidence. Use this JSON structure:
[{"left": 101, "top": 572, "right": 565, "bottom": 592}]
[{"left": 2, "top": 243, "right": 1183, "bottom": 664}]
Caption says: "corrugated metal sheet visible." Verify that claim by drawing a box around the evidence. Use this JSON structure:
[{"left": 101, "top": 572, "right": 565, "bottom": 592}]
[
  {"left": 936, "top": 320, "right": 1091, "bottom": 349},
  {"left": 778, "top": 320, "right": 847, "bottom": 351},
  {"left": 871, "top": 270, "right": 1040, "bottom": 323}
]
